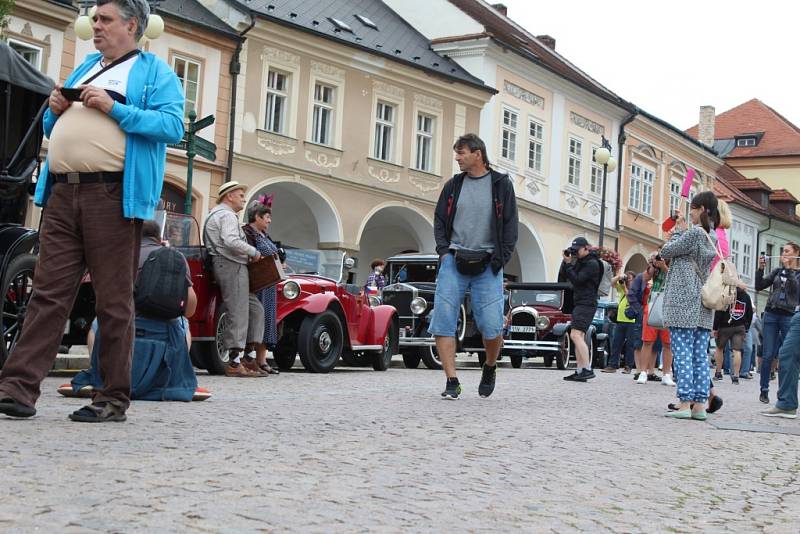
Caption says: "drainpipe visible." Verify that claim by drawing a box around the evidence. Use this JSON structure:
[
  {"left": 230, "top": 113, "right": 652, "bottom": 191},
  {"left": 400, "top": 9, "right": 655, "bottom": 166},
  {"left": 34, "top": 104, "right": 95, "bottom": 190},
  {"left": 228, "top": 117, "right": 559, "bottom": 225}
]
[
  {"left": 614, "top": 110, "right": 638, "bottom": 252},
  {"left": 754, "top": 214, "right": 773, "bottom": 308},
  {"left": 225, "top": 11, "right": 257, "bottom": 183}
]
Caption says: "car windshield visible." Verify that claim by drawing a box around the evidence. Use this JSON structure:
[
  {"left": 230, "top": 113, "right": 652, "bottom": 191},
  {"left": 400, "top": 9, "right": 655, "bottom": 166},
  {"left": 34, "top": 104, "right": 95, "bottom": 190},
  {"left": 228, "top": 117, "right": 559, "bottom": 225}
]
[
  {"left": 510, "top": 289, "right": 562, "bottom": 308},
  {"left": 283, "top": 249, "right": 346, "bottom": 282},
  {"left": 388, "top": 261, "right": 438, "bottom": 284},
  {"left": 154, "top": 210, "right": 201, "bottom": 247}
]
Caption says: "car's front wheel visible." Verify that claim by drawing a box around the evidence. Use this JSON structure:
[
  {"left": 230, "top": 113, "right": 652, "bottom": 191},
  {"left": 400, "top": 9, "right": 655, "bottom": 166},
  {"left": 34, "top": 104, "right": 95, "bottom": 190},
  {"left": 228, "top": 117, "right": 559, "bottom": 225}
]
[
  {"left": 298, "top": 310, "right": 343, "bottom": 373},
  {"left": 510, "top": 355, "right": 523, "bottom": 368},
  {"left": 556, "top": 335, "right": 572, "bottom": 370},
  {"left": 401, "top": 350, "right": 421, "bottom": 368},
  {"left": 372, "top": 322, "right": 398, "bottom": 371},
  {"left": 273, "top": 335, "right": 297, "bottom": 371},
  {"left": 420, "top": 346, "right": 442, "bottom": 369}
]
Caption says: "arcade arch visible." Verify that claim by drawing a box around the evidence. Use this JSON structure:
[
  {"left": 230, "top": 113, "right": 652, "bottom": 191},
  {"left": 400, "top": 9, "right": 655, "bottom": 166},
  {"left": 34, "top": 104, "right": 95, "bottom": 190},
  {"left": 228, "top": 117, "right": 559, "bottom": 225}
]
[{"left": 505, "top": 222, "right": 547, "bottom": 282}]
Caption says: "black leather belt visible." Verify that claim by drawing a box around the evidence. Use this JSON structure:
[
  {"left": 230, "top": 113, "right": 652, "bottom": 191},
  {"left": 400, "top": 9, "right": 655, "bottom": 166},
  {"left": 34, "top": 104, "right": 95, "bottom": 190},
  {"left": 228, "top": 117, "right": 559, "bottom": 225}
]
[{"left": 51, "top": 171, "right": 124, "bottom": 184}]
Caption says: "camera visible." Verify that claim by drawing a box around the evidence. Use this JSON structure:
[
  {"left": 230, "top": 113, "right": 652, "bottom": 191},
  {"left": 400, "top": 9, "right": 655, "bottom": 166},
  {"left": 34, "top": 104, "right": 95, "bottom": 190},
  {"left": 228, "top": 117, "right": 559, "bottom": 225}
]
[
  {"left": 563, "top": 248, "right": 572, "bottom": 257},
  {"left": 654, "top": 253, "right": 662, "bottom": 262}
]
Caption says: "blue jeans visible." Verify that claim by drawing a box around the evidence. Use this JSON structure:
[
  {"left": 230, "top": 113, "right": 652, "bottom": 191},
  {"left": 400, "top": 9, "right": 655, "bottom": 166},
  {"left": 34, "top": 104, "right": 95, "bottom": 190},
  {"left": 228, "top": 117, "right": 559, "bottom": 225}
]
[
  {"left": 608, "top": 322, "right": 636, "bottom": 368},
  {"left": 740, "top": 329, "right": 753, "bottom": 377},
  {"left": 776, "top": 313, "right": 800, "bottom": 411},
  {"left": 760, "top": 311, "right": 794, "bottom": 393},
  {"left": 670, "top": 327, "right": 711, "bottom": 403},
  {"left": 428, "top": 253, "right": 504, "bottom": 339}
]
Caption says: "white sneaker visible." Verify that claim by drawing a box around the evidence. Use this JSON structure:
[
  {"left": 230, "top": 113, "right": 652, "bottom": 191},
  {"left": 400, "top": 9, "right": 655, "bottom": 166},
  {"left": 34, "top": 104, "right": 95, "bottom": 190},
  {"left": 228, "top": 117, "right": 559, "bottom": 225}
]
[
  {"left": 636, "top": 372, "right": 648, "bottom": 384},
  {"left": 662, "top": 374, "right": 676, "bottom": 387}
]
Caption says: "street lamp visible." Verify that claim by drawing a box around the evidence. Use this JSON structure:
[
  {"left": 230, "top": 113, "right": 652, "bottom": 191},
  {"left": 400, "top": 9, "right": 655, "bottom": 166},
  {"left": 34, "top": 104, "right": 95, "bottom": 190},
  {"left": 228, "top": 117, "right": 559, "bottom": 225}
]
[
  {"left": 593, "top": 135, "right": 617, "bottom": 249},
  {"left": 74, "top": 1, "right": 165, "bottom": 42}
]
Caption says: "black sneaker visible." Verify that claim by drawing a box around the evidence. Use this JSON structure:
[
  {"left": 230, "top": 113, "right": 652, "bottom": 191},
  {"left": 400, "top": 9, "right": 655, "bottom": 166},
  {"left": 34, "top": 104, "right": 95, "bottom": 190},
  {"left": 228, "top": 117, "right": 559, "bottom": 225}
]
[
  {"left": 714, "top": 371, "right": 723, "bottom": 381},
  {"left": 731, "top": 375, "right": 739, "bottom": 385},
  {"left": 478, "top": 364, "right": 497, "bottom": 398},
  {"left": 578, "top": 368, "right": 596, "bottom": 381},
  {"left": 633, "top": 372, "right": 641, "bottom": 381},
  {"left": 563, "top": 371, "right": 580, "bottom": 381},
  {"left": 648, "top": 374, "right": 662, "bottom": 382},
  {"left": 708, "top": 396, "right": 723, "bottom": 414},
  {"left": 441, "top": 379, "right": 462, "bottom": 400},
  {"left": 759, "top": 391, "right": 769, "bottom": 404}
]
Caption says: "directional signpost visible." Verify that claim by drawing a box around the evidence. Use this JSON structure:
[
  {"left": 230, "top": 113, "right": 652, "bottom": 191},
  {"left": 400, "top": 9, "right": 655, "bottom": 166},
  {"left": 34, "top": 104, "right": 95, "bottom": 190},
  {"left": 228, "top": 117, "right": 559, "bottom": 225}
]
[{"left": 168, "top": 110, "right": 216, "bottom": 214}]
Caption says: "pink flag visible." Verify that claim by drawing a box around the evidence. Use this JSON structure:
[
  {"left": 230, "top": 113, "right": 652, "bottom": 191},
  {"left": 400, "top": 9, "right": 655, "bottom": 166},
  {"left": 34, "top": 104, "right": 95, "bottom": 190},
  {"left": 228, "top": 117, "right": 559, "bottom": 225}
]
[{"left": 681, "top": 167, "right": 695, "bottom": 198}]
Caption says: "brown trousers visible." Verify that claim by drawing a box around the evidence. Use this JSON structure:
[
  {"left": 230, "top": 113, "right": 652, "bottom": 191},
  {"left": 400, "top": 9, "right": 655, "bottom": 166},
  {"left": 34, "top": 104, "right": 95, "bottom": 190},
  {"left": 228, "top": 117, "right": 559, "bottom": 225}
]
[{"left": 0, "top": 182, "right": 141, "bottom": 409}]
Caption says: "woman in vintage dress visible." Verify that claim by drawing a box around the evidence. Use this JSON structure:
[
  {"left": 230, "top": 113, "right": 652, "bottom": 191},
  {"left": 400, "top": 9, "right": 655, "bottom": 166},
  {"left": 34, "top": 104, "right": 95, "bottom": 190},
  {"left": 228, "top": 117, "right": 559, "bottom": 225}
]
[{"left": 243, "top": 197, "right": 284, "bottom": 375}]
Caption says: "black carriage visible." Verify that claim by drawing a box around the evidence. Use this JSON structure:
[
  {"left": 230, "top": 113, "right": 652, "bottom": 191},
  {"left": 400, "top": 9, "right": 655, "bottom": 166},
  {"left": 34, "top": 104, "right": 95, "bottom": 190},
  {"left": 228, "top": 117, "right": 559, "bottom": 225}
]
[{"left": 0, "top": 43, "right": 95, "bottom": 368}]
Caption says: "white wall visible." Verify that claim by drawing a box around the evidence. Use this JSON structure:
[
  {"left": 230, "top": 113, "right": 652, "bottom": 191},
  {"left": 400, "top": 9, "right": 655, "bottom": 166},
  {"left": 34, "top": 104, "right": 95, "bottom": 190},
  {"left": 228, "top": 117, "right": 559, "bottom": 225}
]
[{"left": 382, "top": 0, "right": 484, "bottom": 40}]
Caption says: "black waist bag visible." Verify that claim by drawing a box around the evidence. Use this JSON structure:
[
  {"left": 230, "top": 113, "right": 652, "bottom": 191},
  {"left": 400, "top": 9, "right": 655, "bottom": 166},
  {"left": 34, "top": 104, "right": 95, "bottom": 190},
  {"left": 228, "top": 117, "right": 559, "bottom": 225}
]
[
  {"left": 454, "top": 249, "right": 491, "bottom": 276},
  {"left": 135, "top": 247, "right": 190, "bottom": 319}
]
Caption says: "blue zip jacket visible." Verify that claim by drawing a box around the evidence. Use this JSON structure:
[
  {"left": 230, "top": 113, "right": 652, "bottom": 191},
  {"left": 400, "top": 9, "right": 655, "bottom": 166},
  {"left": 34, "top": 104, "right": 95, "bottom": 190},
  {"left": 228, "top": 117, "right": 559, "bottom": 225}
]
[{"left": 37, "top": 51, "right": 185, "bottom": 220}]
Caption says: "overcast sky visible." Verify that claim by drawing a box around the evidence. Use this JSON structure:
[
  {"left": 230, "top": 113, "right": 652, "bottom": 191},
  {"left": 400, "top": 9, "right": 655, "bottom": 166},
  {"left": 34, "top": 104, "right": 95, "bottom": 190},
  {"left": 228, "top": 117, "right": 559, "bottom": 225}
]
[{"left": 501, "top": 0, "right": 798, "bottom": 131}]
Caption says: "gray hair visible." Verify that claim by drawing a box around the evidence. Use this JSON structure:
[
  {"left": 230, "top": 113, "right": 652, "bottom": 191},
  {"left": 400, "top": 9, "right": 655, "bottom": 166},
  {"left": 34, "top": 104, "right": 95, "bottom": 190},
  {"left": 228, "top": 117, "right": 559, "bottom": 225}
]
[
  {"left": 96, "top": 0, "right": 151, "bottom": 41},
  {"left": 246, "top": 200, "right": 271, "bottom": 223}
]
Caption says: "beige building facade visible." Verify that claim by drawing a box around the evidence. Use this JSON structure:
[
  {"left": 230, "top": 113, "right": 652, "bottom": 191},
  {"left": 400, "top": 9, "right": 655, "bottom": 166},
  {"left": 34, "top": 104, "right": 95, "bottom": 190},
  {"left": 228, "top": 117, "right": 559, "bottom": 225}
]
[{"left": 230, "top": 8, "right": 494, "bottom": 283}]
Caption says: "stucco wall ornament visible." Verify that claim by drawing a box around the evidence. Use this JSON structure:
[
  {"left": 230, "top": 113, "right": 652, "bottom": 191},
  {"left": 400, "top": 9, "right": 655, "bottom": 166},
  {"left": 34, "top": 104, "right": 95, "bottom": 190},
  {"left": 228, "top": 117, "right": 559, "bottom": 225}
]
[
  {"left": 257, "top": 135, "right": 296, "bottom": 156},
  {"left": 504, "top": 81, "right": 545, "bottom": 109},
  {"left": 305, "top": 151, "right": 340, "bottom": 169},
  {"left": 570, "top": 112, "right": 605, "bottom": 136},
  {"left": 566, "top": 194, "right": 579, "bottom": 209},
  {"left": 589, "top": 203, "right": 601, "bottom": 216},
  {"left": 414, "top": 93, "right": 442, "bottom": 110},
  {"left": 409, "top": 173, "right": 440, "bottom": 193},
  {"left": 525, "top": 179, "right": 540, "bottom": 196},
  {"left": 261, "top": 47, "right": 300, "bottom": 66},
  {"left": 311, "top": 60, "right": 345, "bottom": 81},
  {"left": 368, "top": 165, "right": 400, "bottom": 184},
  {"left": 373, "top": 80, "right": 404, "bottom": 98}
]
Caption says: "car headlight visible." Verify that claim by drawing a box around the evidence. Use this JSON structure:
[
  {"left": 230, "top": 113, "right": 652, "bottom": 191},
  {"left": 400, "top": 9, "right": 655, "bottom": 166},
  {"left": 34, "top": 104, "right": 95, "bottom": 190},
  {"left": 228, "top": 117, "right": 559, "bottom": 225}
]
[
  {"left": 410, "top": 297, "right": 428, "bottom": 315},
  {"left": 368, "top": 295, "right": 381, "bottom": 307},
  {"left": 593, "top": 308, "right": 605, "bottom": 321},
  {"left": 282, "top": 280, "right": 300, "bottom": 300},
  {"left": 536, "top": 315, "right": 550, "bottom": 330}
]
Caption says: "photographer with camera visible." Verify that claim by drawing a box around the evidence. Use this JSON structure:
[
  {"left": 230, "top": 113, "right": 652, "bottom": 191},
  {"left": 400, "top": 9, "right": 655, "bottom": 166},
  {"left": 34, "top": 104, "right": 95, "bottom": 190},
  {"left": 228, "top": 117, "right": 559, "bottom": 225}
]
[
  {"left": 639, "top": 252, "right": 674, "bottom": 386},
  {"left": 559, "top": 237, "right": 603, "bottom": 382}
]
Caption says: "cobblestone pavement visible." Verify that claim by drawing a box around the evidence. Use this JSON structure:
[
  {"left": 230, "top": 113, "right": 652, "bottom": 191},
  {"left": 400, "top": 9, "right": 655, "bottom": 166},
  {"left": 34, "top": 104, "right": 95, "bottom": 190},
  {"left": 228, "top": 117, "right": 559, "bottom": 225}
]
[{"left": 1, "top": 357, "right": 799, "bottom": 533}]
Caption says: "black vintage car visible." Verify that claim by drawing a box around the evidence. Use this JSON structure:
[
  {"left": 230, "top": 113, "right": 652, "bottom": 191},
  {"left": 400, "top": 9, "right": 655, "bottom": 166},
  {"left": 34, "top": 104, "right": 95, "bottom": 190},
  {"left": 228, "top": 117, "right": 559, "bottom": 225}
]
[{"left": 381, "top": 253, "right": 485, "bottom": 369}]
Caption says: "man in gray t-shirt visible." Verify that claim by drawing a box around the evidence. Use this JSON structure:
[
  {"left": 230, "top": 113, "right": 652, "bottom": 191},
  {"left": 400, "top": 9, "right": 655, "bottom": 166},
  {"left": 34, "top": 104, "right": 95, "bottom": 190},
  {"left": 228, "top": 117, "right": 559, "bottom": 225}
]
[{"left": 429, "top": 133, "right": 518, "bottom": 400}]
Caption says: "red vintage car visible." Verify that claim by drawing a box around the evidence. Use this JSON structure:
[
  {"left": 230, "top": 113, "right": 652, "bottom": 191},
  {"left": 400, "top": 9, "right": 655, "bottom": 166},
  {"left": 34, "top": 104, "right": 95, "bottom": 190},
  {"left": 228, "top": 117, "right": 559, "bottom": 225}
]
[{"left": 165, "top": 212, "right": 399, "bottom": 374}]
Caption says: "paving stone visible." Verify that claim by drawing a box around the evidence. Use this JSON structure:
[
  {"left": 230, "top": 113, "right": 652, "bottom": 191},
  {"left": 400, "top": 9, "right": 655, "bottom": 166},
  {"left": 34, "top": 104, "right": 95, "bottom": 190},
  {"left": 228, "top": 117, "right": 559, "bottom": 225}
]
[{"left": 0, "top": 360, "right": 798, "bottom": 531}]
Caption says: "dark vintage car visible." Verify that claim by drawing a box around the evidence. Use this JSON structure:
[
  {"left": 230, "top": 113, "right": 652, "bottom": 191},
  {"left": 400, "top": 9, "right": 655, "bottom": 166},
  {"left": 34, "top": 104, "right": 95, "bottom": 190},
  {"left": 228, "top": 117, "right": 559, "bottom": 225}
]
[
  {"left": 502, "top": 282, "right": 606, "bottom": 369},
  {"left": 160, "top": 212, "right": 400, "bottom": 374},
  {"left": 381, "top": 252, "right": 486, "bottom": 369}
]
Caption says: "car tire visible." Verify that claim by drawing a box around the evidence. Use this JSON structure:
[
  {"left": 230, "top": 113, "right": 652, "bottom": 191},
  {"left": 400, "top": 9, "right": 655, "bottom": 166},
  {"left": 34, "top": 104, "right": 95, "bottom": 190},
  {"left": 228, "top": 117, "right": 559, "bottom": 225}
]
[
  {"left": 510, "top": 355, "right": 523, "bottom": 368},
  {"left": 273, "top": 335, "right": 297, "bottom": 371},
  {"left": 298, "top": 310, "right": 343, "bottom": 373},
  {"left": 401, "top": 350, "right": 421, "bottom": 368},
  {"left": 0, "top": 253, "right": 37, "bottom": 369},
  {"left": 556, "top": 335, "right": 572, "bottom": 370},
  {"left": 372, "top": 322, "right": 398, "bottom": 371},
  {"left": 543, "top": 354, "right": 554, "bottom": 368},
  {"left": 420, "top": 346, "right": 442, "bottom": 370},
  {"left": 193, "top": 308, "right": 231, "bottom": 375}
]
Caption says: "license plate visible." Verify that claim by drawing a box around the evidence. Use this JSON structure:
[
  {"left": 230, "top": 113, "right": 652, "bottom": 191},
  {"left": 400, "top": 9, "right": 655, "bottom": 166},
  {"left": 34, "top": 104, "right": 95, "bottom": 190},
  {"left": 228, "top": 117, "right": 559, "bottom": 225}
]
[
  {"left": 63, "top": 321, "right": 70, "bottom": 335},
  {"left": 399, "top": 329, "right": 405, "bottom": 338},
  {"left": 510, "top": 325, "right": 536, "bottom": 333}
]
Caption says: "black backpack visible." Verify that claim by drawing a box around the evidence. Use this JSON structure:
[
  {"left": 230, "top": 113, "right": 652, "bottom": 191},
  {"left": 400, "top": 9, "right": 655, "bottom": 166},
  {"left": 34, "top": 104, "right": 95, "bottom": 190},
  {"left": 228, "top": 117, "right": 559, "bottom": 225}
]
[{"left": 134, "top": 247, "right": 190, "bottom": 319}]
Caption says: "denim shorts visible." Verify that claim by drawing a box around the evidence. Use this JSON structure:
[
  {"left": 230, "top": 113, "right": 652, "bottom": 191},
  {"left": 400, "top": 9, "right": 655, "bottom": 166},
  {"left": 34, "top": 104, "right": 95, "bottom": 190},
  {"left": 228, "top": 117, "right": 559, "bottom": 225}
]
[{"left": 428, "top": 253, "right": 504, "bottom": 339}]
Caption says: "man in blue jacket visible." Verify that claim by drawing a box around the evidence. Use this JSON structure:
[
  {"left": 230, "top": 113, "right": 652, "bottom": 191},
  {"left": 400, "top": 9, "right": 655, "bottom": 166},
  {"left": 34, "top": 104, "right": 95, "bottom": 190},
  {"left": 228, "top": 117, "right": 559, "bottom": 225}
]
[{"left": 0, "top": 0, "right": 184, "bottom": 422}]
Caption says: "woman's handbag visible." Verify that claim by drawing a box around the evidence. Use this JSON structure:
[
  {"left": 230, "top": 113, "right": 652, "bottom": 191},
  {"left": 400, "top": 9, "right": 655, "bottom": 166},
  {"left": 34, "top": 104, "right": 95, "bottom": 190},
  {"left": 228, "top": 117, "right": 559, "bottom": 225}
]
[
  {"left": 646, "top": 291, "right": 665, "bottom": 329},
  {"left": 248, "top": 254, "right": 285, "bottom": 293}
]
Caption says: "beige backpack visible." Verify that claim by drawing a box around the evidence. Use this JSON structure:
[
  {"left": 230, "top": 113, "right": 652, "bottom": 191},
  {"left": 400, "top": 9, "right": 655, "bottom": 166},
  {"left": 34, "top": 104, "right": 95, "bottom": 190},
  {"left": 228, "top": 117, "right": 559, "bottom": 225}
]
[{"left": 693, "top": 230, "right": 739, "bottom": 311}]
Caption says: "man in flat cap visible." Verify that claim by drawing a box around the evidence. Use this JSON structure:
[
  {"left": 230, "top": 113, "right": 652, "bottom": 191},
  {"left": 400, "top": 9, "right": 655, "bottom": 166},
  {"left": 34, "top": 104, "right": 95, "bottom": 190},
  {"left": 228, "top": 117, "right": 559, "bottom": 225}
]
[{"left": 203, "top": 182, "right": 265, "bottom": 376}]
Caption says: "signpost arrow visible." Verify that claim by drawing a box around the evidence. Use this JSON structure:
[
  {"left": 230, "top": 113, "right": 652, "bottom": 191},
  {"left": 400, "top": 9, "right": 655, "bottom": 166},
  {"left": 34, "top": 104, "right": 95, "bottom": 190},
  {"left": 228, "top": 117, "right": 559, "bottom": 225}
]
[
  {"left": 191, "top": 114, "right": 215, "bottom": 132},
  {"left": 168, "top": 110, "right": 217, "bottom": 214},
  {"left": 194, "top": 137, "right": 217, "bottom": 162}
]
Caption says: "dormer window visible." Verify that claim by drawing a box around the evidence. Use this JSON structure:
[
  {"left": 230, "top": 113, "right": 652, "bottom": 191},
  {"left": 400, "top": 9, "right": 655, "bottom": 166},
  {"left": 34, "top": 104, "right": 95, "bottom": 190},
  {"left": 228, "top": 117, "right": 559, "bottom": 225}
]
[{"left": 737, "top": 137, "right": 756, "bottom": 147}]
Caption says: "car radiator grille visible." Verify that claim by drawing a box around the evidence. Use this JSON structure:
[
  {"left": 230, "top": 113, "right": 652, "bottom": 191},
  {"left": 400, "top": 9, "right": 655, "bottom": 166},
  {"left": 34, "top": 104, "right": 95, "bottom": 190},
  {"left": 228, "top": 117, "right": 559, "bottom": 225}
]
[
  {"left": 512, "top": 313, "right": 536, "bottom": 326},
  {"left": 383, "top": 292, "right": 413, "bottom": 316}
]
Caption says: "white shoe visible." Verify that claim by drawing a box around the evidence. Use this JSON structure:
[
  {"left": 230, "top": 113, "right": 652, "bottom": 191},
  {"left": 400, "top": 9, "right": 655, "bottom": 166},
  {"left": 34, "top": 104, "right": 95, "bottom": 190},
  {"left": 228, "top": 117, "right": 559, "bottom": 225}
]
[
  {"left": 662, "top": 374, "right": 676, "bottom": 387},
  {"left": 636, "top": 372, "right": 648, "bottom": 384}
]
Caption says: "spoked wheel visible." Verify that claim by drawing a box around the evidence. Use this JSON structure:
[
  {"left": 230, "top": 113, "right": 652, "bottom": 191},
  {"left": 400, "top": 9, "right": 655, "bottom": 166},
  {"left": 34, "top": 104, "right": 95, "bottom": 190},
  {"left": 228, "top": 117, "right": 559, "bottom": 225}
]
[
  {"left": 421, "top": 346, "right": 442, "bottom": 369},
  {"left": 0, "top": 254, "right": 37, "bottom": 369},
  {"left": 372, "top": 322, "right": 398, "bottom": 371},
  {"left": 555, "top": 334, "right": 572, "bottom": 370},
  {"left": 195, "top": 309, "right": 231, "bottom": 375}
]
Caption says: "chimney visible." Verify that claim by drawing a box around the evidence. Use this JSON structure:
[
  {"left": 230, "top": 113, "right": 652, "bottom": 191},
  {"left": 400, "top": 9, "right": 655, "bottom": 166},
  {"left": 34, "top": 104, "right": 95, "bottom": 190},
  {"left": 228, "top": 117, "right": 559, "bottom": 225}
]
[
  {"left": 491, "top": 3, "right": 508, "bottom": 16},
  {"left": 537, "top": 34, "right": 556, "bottom": 50},
  {"left": 699, "top": 105, "right": 716, "bottom": 147}
]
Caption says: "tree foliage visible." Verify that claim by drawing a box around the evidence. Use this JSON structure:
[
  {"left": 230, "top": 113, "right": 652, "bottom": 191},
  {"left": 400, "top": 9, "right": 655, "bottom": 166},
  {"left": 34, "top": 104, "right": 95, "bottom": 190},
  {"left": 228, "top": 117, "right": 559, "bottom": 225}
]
[{"left": 0, "top": 0, "right": 15, "bottom": 31}]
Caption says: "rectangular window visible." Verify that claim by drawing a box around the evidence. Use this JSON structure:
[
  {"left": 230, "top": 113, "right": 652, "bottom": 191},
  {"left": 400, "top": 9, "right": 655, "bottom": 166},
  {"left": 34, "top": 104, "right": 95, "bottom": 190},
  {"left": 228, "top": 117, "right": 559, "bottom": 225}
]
[
  {"left": 527, "top": 119, "right": 543, "bottom": 173},
  {"left": 568, "top": 138, "right": 582, "bottom": 187},
  {"left": 742, "top": 242, "right": 752, "bottom": 279},
  {"left": 737, "top": 137, "right": 756, "bottom": 147},
  {"left": 589, "top": 146, "right": 602, "bottom": 194},
  {"left": 172, "top": 56, "right": 201, "bottom": 119},
  {"left": 766, "top": 243, "right": 774, "bottom": 271},
  {"left": 501, "top": 108, "right": 518, "bottom": 161},
  {"left": 731, "top": 238, "right": 741, "bottom": 272},
  {"left": 629, "top": 163, "right": 642, "bottom": 210},
  {"left": 373, "top": 101, "right": 395, "bottom": 161},
  {"left": 265, "top": 70, "right": 288, "bottom": 134},
  {"left": 669, "top": 181, "right": 681, "bottom": 216},
  {"left": 641, "top": 168, "right": 654, "bottom": 215},
  {"left": 311, "top": 83, "right": 335, "bottom": 145},
  {"left": 414, "top": 113, "right": 435, "bottom": 172},
  {"left": 8, "top": 39, "right": 42, "bottom": 70}
]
